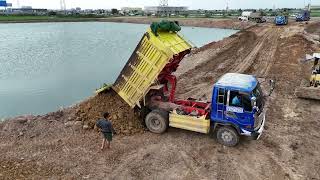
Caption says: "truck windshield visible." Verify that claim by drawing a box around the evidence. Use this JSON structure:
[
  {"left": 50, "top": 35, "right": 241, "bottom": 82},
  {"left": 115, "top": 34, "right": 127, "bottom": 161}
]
[{"left": 252, "top": 84, "right": 264, "bottom": 111}]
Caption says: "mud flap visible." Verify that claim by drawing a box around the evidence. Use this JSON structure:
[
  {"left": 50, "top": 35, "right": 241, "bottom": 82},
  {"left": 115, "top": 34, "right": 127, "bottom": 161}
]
[{"left": 256, "top": 114, "right": 265, "bottom": 140}]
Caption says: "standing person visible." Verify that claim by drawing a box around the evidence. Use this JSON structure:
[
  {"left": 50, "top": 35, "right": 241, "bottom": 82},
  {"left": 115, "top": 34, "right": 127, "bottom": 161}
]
[{"left": 96, "top": 112, "right": 116, "bottom": 150}]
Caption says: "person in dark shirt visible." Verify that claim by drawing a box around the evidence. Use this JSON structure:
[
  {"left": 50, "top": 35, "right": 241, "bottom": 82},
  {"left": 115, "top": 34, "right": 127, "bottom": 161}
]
[{"left": 96, "top": 112, "right": 116, "bottom": 150}]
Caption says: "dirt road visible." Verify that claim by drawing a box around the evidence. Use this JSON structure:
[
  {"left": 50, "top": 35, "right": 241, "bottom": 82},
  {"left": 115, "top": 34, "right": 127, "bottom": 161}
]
[{"left": 1, "top": 22, "right": 320, "bottom": 179}]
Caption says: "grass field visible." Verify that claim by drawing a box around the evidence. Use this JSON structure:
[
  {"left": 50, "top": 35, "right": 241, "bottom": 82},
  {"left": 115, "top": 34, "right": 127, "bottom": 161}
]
[{"left": 311, "top": 11, "right": 320, "bottom": 17}]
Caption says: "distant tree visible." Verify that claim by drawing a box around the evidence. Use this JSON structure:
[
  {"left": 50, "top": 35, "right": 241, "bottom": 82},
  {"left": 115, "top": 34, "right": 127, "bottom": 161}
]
[
  {"left": 269, "top": 9, "right": 273, "bottom": 12},
  {"left": 48, "top": 11, "right": 57, "bottom": 16},
  {"left": 261, "top": 11, "right": 267, "bottom": 16},
  {"left": 111, "top": 8, "right": 118, "bottom": 15}
]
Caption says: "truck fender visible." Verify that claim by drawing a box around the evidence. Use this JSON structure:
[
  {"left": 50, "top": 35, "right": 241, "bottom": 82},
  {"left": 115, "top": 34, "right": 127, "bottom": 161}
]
[{"left": 212, "top": 123, "right": 241, "bottom": 135}]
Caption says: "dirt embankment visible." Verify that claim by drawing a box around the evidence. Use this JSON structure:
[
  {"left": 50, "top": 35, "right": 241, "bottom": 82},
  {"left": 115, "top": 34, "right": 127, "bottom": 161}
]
[
  {"left": 1, "top": 22, "right": 320, "bottom": 179},
  {"left": 305, "top": 21, "right": 320, "bottom": 35},
  {"left": 101, "top": 17, "right": 254, "bottom": 30}
]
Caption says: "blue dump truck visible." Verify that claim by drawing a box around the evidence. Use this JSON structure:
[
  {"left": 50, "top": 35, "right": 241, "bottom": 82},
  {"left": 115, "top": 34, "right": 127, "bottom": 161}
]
[
  {"left": 274, "top": 15, "right": 288, "bottom": 25},
  {"left": 296, "top": 10, "right": 310, "bottom": 22},
  {"left": 111, "top": 21, "right": 275, "bottom": 147}
]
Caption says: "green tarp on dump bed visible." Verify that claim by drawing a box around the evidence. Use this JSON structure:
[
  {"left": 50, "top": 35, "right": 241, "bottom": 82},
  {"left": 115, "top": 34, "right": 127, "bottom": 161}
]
[{"left": 150, "top": 20, "right": 181, "bottom": 36}]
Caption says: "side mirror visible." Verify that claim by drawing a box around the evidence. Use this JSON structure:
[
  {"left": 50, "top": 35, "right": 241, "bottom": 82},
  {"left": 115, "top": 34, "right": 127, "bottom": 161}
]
[
  {"left": 251, "top": 97, "right": 259, "bottom": 113},
  {"left": 251, "top": 97, "right": 257, "bottom": 107},
  {"left": 269, "top": 79, "right": 275, "bottom": 96}
]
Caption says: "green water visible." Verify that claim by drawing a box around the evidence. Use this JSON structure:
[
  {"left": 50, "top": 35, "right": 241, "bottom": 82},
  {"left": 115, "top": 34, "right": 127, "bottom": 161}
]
[{"left": 0, "top": 22, "right": 237, "bottom": 118}]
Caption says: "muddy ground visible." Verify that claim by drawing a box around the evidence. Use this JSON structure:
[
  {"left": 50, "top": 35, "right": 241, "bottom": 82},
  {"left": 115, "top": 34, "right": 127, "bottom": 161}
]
[{"left": 1, "top": 21, "right": 320, "bottom": 179}]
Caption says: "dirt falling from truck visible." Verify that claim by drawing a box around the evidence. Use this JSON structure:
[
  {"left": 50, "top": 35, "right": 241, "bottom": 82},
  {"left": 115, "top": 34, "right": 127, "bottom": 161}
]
[{"left": 75, "top": 90, "right": 145, "bottom": 135}]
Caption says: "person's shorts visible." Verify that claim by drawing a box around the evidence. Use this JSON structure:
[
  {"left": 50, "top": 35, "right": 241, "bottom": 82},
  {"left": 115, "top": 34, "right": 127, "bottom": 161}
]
[{"left": 102, "top": 132, "right": 112, "bottom": 142}]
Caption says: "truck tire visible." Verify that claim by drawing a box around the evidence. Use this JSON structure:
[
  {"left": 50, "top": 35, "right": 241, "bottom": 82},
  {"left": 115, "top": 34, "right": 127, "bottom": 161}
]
[
  {"left": 145, "top": 109, "right": 169, "bottom": 134},
  {"left": 216, "top": 126, "right": 239, "bottom": 147}
]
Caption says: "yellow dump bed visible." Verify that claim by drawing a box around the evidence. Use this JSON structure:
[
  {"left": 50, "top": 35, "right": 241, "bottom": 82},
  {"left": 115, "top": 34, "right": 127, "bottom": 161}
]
[{"left": 112, "top": 28, "right": 192, "bottom": 108}]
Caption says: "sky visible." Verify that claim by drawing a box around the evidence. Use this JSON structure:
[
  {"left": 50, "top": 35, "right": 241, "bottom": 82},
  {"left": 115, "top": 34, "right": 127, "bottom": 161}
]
[{"left": 5, "top": 0, "right": 320, "bottom": 10}]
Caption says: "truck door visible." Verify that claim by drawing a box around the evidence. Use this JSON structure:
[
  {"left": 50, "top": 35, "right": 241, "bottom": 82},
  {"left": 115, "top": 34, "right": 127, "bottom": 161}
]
[{"left": 225, "top": 90, "right": 252, "bottom": 127}]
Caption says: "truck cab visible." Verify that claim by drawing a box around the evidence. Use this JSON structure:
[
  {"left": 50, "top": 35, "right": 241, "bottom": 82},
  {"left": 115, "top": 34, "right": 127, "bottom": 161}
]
[
  {"left": 274, "top": 15, "right": 288, "bottom": 25},
  {"left": 211, "top": 73, "right": 265, "bottom": 146},
  {"left": 296, "top": 10, "right": 310, "bottom": 22}
]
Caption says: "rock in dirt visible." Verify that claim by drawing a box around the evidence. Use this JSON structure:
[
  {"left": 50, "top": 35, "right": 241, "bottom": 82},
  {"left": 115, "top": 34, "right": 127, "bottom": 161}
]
[
  {"left": 15, "top": 117, "right": 28, "bottom": 124},
  {"left": 83, "top": 124, "right": 89, "bottom": 130}
]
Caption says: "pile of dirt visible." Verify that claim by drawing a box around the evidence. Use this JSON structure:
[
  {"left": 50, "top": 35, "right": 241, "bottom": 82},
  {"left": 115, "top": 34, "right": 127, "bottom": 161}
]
[
  {"left": 74, "top": 90, "right": 145, "bottom": 135},
  {"left": 305, "top": 21, "right": 320, "bottom": 36}
]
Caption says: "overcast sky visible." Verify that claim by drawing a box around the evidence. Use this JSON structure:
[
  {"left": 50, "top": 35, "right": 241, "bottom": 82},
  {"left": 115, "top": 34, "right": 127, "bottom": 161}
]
[{"left": 5, "top": 0, "right": 320, "bottom": 10}]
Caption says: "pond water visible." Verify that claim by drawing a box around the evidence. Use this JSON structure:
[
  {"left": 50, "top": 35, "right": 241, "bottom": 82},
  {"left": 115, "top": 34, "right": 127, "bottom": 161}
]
[{"left": 0, "top": 22, "right": 238, "bottom": 118}]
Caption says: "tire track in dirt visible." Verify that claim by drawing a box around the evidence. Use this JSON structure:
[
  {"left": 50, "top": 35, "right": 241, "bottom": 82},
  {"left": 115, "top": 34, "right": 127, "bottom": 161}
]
[
  {"left": 261, "top": 28, "right": 320, "bottom": 179},
  {"left": 231, "top": 27, "right": 276, "bottom": 74},
  {"left": 176, "top": 30, "right": 258, "bottom": 99},
  {"left": 176, "top": 25, "right": 282, "bottom": 100},
  {"left": 243, "top": 27, "right": 282, "bottom": 77},
  {"left": 175, "top": 23, "right": 320, "bottom": 179}
]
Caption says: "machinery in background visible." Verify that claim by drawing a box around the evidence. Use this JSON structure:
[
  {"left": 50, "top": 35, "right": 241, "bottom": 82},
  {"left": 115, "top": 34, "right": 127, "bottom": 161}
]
[
  {"left": 275, "top": 10, "right": 289, "bottom": 25},
  {"left": 295, "top": 53, "right": 320, "bottom": 100},
  {"left": 296, "top": 10, "right": 311, "bottom": 22},
  {"left": 239, "top": 11, "right": 266, "bottom": 23},
  {"left": 274, "top": 15, "right": 288, "bottom": 25}
]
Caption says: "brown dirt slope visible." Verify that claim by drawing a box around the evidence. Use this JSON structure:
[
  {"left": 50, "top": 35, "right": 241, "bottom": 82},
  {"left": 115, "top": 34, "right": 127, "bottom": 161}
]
[
  {"left": 305, "top": 21, "right": 320, "bottom": 35},
  {"left": 1, "top": 22, "right": 320, "bottom": 179}
]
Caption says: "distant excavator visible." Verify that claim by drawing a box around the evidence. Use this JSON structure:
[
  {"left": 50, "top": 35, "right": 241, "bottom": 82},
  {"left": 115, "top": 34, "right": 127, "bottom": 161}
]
[
  {"left": 295, "top": 53, "right": 320, "bottom": 100},
  {"left": 308, "top": 54, "right": 320, "bottom": 87}
]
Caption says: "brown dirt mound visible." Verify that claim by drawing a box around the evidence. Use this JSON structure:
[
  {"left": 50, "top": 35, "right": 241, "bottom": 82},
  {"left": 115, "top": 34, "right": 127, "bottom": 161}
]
[
  {"left": 74, "top": 90, "right": 145, "bottom": 135},
  {"left": 305, "top": 21, "right": 320, "bottom": 35}
]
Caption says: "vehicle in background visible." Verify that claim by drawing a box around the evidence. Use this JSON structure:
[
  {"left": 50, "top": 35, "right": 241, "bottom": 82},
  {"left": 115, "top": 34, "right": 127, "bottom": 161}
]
[
  {"left": 238, "top": 11, "right": 251, "bottom": 21},
  {"left": 239, "top": 11, "right": 266, "bottom": 23},
  {"left": 249, "top": 12, "right": 266, "bottom": 23},
  {"left": 296, "top": 10, "right": 310, "bottom": 22},
  {"left": 295, "top": 53, "right": 320, "bottom": 101},
  {"left": 274, "top": 15, "right": 288, "bottom": 25}
]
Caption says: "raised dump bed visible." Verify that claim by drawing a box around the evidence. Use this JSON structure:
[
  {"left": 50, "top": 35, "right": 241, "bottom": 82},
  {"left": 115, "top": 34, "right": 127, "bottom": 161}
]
[{"left": 112, "top": 28, "right": 192, "bottom": 108}]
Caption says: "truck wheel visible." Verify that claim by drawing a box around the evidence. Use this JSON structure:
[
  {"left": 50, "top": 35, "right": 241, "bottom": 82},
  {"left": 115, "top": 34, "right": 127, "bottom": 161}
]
[
  {"left": 145, "top": 109, "right": 169, "bottom": 134},
  {"left": 216, "top": 126, "right": 239, "bottom": 147}
]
